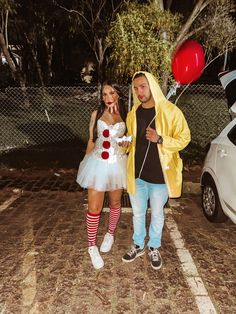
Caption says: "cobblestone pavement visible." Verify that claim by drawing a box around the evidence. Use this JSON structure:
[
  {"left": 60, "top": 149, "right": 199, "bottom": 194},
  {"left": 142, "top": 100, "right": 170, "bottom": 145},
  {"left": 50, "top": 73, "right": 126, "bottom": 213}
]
[{"left": 0, "top": 168, "right": 235, "bottom": 314}]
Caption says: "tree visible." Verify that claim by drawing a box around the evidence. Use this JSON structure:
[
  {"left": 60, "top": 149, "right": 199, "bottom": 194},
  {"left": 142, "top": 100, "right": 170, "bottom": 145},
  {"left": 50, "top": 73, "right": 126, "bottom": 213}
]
[
  {"left": 14, "top": 0, "right": 78, "bottom": 86},
  {"left": 0, "top": 0, "right": 26, "bottom": 88},
  {"left": 56, "top": 0, "right": 123, "bottom": 82},
  {"left": 107, "top": 0, "right": 236, "bottom": 92},
  {"left": 0, "top": 0, "right": 81, "bottom": 87}
]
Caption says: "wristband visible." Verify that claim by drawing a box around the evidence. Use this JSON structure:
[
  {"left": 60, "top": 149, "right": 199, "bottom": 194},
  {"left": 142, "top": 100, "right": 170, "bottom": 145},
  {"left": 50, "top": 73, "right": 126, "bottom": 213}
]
[{"left": 156, "top": 136, "right": 163, "bottom": 144}]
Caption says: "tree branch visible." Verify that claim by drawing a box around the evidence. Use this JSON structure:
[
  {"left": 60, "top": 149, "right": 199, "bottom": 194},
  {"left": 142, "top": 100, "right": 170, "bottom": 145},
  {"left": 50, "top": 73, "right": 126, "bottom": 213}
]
[
  {"left": 175, "top": 0, "right": 213, "bottom": 47},
  {"left": 55, "top": 2, "right": 92, "bottom": 28},
  {"left": 0, "top": 32, "right": 16, "bottom": 74},
  {"left": 166, "top": 0, "right": 173, "bottom": 10},
  {"left": 5, "top": 9, "right": 8, "bottom": 47}
]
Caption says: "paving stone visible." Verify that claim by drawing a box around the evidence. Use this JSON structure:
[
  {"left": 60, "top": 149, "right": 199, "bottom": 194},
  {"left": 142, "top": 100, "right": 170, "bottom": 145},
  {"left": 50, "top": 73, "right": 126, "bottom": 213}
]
[{"left": 0, "top": 170, "right": 235, "bottom": 313}]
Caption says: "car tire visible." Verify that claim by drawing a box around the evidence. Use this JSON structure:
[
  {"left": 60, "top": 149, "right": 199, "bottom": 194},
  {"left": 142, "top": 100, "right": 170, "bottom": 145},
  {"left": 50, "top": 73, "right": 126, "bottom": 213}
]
[{"left": 202, "top": 176, "right": 228, "bottom": 223}]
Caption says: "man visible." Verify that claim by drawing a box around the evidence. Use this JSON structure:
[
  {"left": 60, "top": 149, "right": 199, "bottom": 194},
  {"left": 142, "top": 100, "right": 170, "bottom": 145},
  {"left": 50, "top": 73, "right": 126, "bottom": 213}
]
[{"left": 122, "top": 71, "right": 191, "bottom": 270}]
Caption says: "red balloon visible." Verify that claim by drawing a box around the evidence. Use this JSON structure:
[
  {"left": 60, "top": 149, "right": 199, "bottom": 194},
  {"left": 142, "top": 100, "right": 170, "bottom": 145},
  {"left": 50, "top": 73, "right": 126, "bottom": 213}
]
[{"left": 171, "top": 40, "right": 205, "bottom": 84}]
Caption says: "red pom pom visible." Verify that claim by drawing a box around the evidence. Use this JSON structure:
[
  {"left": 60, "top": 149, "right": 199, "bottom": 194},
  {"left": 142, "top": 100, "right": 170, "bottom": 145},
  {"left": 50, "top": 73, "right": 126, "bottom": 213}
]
[
  {"left": 103, "top": 129, "right": 109, "bottom": 137},
  {"left": 103, "top": 141, "right": 110, "bottom": 149},
  {"left": 101, "top": 151, "right": 109, "bottom": 159}
]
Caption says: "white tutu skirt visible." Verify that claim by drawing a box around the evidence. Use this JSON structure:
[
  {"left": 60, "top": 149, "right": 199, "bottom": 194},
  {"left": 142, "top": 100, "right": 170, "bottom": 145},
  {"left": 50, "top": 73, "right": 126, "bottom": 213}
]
[{"left": 77, "top": 153, "right": 127, "bottom": 191}]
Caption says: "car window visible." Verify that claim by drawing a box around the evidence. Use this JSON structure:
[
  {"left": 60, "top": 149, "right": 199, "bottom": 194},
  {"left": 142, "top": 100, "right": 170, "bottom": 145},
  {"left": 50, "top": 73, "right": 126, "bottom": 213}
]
[{"left": 227, "top": 124, "right": 236, "bottom": 145}]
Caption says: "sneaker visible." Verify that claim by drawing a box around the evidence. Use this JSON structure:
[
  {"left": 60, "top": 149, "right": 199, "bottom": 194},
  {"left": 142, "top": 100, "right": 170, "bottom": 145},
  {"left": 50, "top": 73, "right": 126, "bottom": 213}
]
[
  {"left": 100, "top": 232, "right": 114, "bottom": 253},
  {"left": 88, "top": 245, "right": 104, "bottom": 269},
  {"left": 148, "top": 248, "right": 162, "bottom": 270},
  {"left": 122, "top": 245, "right": 145, "bottom": 262}
]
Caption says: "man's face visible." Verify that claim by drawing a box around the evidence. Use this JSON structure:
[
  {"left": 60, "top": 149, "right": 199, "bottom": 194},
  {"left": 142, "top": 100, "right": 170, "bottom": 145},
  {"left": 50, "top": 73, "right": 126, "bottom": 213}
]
[{"left": 133, "top": 76, "right": 152, "bottom": 103}]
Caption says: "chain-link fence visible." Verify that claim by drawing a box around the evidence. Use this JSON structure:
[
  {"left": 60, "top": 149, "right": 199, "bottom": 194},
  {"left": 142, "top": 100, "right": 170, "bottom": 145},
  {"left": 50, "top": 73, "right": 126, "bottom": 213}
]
[
  {"left": 171, "top": 84, "right": 231, "bottom": 148},
  {"left": 0, "top": 84, "right": 231, "bottom": 153}
]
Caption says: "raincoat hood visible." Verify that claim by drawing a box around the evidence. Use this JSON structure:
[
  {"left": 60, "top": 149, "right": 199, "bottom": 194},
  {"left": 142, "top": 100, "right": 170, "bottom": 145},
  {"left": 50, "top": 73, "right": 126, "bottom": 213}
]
[{"left": 132, "top": 71, "right": 167, "bottom": 110}]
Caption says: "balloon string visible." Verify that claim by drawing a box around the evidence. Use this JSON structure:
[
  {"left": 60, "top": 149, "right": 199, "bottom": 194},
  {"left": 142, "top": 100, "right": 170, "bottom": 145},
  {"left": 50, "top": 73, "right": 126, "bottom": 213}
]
[
  {"left": 174, "top": 52, "right": 223, "bottom": 105},
  {"left": 138, "top": 114, "right": 156, "bottom": 178},
  {"left": 166, "top": 82, "right": 180, "bottom": 100},
  {"left": 174, "top": 82, "right": 190, "bottom": 105},
  {"left": 138, "top": 81, "right": 181, "bottom": 178},
  {"left": 138, "top": 141, "right": 151, "bottom": 178}
]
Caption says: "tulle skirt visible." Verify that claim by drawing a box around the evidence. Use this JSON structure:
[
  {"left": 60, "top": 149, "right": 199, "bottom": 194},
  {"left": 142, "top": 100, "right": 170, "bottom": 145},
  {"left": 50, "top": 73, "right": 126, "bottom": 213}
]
[{"left": 76, "top": 153, "right": 127, "bottom": 191}]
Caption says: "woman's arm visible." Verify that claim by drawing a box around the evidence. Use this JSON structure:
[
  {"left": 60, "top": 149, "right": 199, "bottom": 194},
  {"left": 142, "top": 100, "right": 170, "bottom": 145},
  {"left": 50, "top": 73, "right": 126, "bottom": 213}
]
[{"left": 85, "top": 110, "right": 97, "bottom": 154}]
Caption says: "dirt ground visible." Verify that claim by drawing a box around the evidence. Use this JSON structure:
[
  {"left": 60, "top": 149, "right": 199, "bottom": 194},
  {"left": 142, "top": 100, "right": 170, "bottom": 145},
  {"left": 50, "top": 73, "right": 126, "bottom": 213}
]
[{"left": 2, "top": 143, "right": 220, "bottom": 314}]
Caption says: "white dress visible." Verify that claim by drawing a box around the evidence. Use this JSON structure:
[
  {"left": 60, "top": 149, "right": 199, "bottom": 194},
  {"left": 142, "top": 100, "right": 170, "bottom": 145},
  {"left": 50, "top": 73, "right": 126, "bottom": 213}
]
[{"left": 76, "top": 119, "right": 127, "bottom": 191}]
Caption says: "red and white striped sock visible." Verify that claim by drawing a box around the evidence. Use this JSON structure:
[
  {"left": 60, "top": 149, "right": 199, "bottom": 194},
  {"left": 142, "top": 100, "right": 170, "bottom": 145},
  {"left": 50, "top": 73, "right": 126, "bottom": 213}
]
[
  {"left": 86, "top": 212, "right": 100, "bottom": 247},
  {"left": 108, "top": 206, "right": 121, "bottom": 235}
]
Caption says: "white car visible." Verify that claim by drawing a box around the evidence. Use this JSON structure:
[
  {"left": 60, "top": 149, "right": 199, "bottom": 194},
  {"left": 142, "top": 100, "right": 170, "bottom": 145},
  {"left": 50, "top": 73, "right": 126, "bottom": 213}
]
[{"left": 201, "top": 118, "right": 236, "bottom": 223}]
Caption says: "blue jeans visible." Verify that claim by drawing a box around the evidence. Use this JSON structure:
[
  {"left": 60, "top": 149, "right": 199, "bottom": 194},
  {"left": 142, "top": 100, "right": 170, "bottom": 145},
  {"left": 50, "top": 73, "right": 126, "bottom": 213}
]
[{"left": 129, "top": 178, "right": 168, "bottom": 249}]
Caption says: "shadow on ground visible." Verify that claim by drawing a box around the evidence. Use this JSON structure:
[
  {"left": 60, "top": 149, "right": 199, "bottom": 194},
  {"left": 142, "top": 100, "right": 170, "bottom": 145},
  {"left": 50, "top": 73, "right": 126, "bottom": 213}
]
[{"left": 0, "top": 139, "right": 86, "bottom": 170}]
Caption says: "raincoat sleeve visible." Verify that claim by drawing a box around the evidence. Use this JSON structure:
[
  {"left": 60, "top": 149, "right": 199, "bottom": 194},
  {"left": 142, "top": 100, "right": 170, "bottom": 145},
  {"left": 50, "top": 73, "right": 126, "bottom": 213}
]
[
  {"left": 161, "top": 108, "right": 191, "bottom": 153},
  {"left": 125, "top": 111, "right": 134, "bottom": 154}
]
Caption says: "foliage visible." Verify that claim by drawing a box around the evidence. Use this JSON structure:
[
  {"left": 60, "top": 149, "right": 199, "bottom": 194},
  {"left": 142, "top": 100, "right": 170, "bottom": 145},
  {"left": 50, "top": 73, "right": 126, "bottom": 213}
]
[
  {"left": 107, "top": 0, "right": 182, "bottom": 83},
  {"left": 16, "top": 0, "right": 79, "bottom": 85},
  {"left": 0, "top": 0, "right": 17, "bottom": 17},
  {"left": 56, "top": 0, "right": 123, "bottom": 81},
  {"left": 0, "top": 0, "right": 82, "bottom": 87},
  {"left": 107, "top": 0, "right": 236, "bottom": 85},
  {"left": 1, "top": 0, "right": 236, "bottom": 87},
  {"left": 193, "top": 0, "right": 236, "bottom": 58}
]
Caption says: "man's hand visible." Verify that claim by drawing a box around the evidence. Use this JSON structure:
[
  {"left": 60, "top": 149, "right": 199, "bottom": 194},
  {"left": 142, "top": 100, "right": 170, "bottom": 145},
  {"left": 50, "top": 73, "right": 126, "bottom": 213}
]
[{"left": 146, "top": 127, "right": 159, "bottom": 143}]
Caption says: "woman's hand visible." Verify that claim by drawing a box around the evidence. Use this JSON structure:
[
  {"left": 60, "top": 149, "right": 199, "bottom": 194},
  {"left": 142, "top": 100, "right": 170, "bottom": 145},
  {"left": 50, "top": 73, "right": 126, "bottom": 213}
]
[{"left": 118, "top": 141, "right": 131, "bottom": 148}]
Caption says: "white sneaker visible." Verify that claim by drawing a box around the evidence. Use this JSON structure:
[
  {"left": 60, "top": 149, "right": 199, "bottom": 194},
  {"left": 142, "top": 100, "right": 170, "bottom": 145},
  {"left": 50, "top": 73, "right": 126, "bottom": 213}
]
[
  {"left": 100, "top": 232, "right": 114, "bottom": 253},
  {"left": 88, "top": 245, "right": 104, "bottom": 269}
]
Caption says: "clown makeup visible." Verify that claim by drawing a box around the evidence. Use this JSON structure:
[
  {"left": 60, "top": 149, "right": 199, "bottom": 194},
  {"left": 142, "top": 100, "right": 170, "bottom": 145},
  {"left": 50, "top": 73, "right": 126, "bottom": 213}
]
[{"left": 102, "top": 85, "right": 119, "bottom": 114}]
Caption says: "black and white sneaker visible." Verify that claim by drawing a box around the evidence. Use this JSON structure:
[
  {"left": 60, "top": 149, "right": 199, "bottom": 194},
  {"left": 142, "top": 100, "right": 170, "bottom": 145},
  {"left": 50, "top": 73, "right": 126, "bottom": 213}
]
[
  {"left": 122, "top": 245, "right": 145, "bottom": 262},
  {"left": 148, "top": 248, "right": 162, "bottom": 270}
]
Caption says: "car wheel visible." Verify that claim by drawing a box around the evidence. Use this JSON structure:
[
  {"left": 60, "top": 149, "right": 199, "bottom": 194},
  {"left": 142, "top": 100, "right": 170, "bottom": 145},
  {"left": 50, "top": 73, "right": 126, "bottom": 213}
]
[{"left": 202, "top": 177, "right": 228, "bottom": 223}]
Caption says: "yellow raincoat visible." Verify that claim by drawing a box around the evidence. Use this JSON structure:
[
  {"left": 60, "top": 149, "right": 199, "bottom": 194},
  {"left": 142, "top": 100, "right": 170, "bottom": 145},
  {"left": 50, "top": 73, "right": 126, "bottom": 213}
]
[{"left": 126, "top": 71, "right": 191, "bottom": 198}]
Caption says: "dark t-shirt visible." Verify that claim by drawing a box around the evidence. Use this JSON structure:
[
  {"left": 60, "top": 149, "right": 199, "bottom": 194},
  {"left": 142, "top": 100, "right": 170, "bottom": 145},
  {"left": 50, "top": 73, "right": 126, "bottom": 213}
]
[{"left": 135, "top": 106, "right": 165, "bottom": 184}]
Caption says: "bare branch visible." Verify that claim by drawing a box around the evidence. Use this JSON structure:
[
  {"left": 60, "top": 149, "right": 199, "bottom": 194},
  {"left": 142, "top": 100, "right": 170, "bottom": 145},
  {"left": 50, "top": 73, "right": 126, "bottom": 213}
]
[
  {"left": 182, "top": 22, "right": 210, "bottom": 42},
  {"left": 1, "top": 10, "right": 3, "bottom": 31},
  {"left": 5, "top": 9, "right": 8, "bottom": 47},
  {"left": 166, "top": 0, "right": 173, "bottom": 10},
  {"left": 175, "top": 0, "right": 213, "bottom": 47},
  {"left": 55, "top": 1, "right": 92, "bottom": 28},
  {"left": 0, "top": 33, "right": 15, "bottom": 72},
  {"left": 95, "top": 0, "right": 106, "bottom": 22}
]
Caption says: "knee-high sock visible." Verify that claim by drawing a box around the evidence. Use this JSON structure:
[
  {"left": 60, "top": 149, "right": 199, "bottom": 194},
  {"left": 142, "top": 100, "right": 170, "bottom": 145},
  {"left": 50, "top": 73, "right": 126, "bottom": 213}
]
[
  {"left": 108, "top": 206, "right": 121, "bottom": 235},
  {"left": 86, "top": 212, "right": 100, "bottom": 247}
]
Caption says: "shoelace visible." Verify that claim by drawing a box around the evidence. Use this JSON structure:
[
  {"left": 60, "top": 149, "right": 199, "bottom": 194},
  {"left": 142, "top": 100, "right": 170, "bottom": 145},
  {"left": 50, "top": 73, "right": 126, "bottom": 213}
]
[
  {"left": 150, "top": 250, "right": 160, "bottom": 261},
  {"left": 127, "top": 246, "right": 137, "bottom": 256}
]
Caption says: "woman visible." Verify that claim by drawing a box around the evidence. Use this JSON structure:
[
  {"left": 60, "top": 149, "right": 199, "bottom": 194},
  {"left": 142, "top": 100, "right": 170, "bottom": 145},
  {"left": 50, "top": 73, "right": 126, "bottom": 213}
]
[{"left": 77, "top": 81, "right": 127, "bottom": 269}]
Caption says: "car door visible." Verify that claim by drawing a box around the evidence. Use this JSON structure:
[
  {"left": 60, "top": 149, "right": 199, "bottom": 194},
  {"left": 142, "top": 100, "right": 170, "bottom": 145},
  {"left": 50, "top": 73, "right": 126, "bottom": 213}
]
[{"left": 215, "top": 120, "right": 236, "bottom": 210}]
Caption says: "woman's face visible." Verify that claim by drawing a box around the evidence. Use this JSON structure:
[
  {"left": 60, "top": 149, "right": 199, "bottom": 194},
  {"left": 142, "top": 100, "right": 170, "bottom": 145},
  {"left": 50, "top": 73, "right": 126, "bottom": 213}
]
[{"left": 102, "top": 85, "right": 119, "bottom": 110}]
